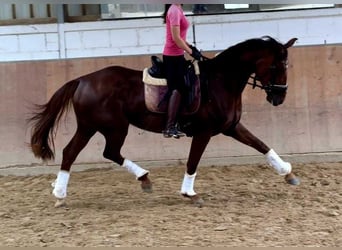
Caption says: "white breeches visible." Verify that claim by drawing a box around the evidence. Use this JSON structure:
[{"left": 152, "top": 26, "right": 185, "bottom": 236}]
[
  {"left": 181, "top": 172, "right": 197, "bottom": 196},
  {"left": 266, "top": 149, "right": 292, "bottom": 176}
]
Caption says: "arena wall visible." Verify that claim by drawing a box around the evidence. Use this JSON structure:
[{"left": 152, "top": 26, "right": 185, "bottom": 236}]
[
  {"left": 0, "top": 45, "right": 341, "bottom": 168},
  {"left": 0, "top": 7, "right": 341, "bottom": 168}
]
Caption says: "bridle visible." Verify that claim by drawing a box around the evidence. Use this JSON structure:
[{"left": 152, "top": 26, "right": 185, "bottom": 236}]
[
  {"left": 247, "top": 55, "right": 289, "bottom": 95},
  {"left": 247, "top": 74, "right": 288, "bottom": 94},
  {"left": 196, "top": 48, "right": 289, "bottom": 95}
]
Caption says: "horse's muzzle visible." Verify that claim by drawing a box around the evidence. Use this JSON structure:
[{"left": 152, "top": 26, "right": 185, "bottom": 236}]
[{"left": 267, "top": 93, "right": 285, "bottom": 106}]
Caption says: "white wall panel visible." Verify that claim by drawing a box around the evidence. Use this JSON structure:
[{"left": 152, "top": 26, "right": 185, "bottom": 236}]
[
  {"left": 109, "top": 29, "right": 138, "bottom": 47},
  {"left": 138, "top": 27, "right": 164, "bottom": 46},
  {"left": 82, "top": 30, "right": 110, "bottom": 48},
  {"left": 0, "top": 8, "right": 341, "bottom": 62},
  {"left": 19, "top": 34, "right": 46, "bottom": 51},
  {"left": 0, "top": 35, "right": 19, "bottom": 52}
]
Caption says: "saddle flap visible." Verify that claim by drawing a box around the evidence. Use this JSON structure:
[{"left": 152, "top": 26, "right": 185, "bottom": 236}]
[
  {"left": 143, "top": 68, "right": 168, "bottom": 113},
  {"left": 143, "top": 68, "right": 201, "bottom": 115}
]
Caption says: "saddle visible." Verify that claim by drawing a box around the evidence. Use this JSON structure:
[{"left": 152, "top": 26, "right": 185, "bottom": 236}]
[{"left": 143, "top": 56, "right": 201, "bottom": 115}]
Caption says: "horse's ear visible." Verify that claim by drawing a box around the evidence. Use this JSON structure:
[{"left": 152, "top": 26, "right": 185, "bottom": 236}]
[{"left": 284, "top": 38, "right": 298, "bottom": 48}]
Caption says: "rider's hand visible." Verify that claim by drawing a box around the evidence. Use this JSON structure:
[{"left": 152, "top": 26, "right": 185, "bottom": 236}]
[{"left": 189, "top": 45, "right": 202, "bottom": 61}]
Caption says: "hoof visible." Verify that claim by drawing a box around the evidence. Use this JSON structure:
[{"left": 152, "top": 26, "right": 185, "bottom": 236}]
[
  {"left": 182, "top": 194, "right": 204, "bottom": 208},
  {"left": 54, "top": 199, "right": 67, "bottom": 208},
  {"left": 138, "top": 174, "right": 153, "bottom": 193},
  {"left": 285, "top": 173, "right": 300, "bottom": 186}
]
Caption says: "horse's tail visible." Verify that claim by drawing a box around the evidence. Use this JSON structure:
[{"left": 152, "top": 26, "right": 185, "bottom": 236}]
[{"left": 28, "top": 79, "right": 80, "bottom": 161}]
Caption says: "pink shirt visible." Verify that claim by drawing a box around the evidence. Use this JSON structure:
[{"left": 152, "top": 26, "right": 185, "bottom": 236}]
[{"left": 163, "top": 5, "right": 190, "bottom": 56}]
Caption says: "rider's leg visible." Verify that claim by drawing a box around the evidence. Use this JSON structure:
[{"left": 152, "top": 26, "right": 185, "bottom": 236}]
[
  {"left": 162, "top": 55, "right": 186, "bottom": 139},
  {"left": 163, "top": 89, "right": 185, "bottom": 138}
]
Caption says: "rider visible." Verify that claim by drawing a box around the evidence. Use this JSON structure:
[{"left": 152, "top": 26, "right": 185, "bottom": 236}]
[{"left": 162, "top": 4, "right": 202, "bottom": 139}]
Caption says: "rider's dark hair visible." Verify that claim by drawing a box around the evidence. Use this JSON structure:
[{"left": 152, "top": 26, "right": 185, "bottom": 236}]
[{"left": 162, "top": 4, "right": 171, "bottom": 24}]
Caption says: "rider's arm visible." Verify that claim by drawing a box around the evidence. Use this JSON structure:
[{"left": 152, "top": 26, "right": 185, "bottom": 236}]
[{"left": 171, "top": 25, "right": 192, "bottom": 55}]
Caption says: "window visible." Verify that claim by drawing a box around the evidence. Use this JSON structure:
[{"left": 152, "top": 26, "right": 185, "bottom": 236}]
[
  {"left": 0, "top": 4, "right": 336, "bottom": 26},
  {"left": 0, "top": 4, "right": 57, "bottom": 25},
  {"left": 100, "top": 4, "right": 335, "bottom": 20}
]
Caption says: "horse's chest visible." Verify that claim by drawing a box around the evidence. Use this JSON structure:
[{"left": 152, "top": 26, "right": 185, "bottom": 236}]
[{"left": 203, "top": 98, "right": 242, "bottom": 131}]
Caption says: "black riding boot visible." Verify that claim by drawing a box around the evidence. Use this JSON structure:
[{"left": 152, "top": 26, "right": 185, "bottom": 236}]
[{"left": 163, "top": 90, "right": 186, "bottom": 139}]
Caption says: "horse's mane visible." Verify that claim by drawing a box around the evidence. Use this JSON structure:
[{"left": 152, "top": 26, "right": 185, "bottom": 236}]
[{"left": 210, "top": 36, "right": 286, "bottom": 67}]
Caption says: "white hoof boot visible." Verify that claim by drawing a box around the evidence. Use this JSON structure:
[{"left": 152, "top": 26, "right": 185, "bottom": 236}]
[
  {"left": 266, "top": 149, "right": 292, "bottom": 176},
  {"left": 122, "top": 159, "right": 149, "bottom": 180},
  {"left": 52, "top": 187, "right": 67, "bottom": 199},
  {"left": 181, "top": 172, "right": 197, "bottom": 196},
  {"left": 52, "top": 170, "right": 70, "bottom": 199}
]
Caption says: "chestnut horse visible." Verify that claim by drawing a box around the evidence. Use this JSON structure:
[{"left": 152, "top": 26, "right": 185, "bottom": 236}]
[{"left": 29, "top": 36, "right": 299, "bottom": 207}]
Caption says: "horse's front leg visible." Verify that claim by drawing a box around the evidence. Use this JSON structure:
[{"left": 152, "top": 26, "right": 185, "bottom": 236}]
[
  {"left": 226, "top": 122, "right": 300, "bottom": 185},
  {"left": 181, "top": 132, "right": 211, "bottom": 207}
]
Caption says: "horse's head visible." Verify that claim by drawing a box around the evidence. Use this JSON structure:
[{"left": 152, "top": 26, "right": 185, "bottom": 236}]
[{"left": 254, "top": 37, "right": 297, "bottom": 106}]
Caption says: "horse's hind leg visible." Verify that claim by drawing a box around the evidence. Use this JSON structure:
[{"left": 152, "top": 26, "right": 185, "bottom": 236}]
[
  {"left": 227, "top": 122, "right": 300, "bottom": 185},
  {"left": 101, "top": 129, "right": 152, "bottom": 192},
  {"left": 52, "top": 127, "right": 96, "bottom": 207}
]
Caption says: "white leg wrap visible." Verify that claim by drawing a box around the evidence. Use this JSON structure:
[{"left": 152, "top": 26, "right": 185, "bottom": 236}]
[
  {"left": 266, "top": 149, "right": 292, "bottom": 176},
  {"left": 122, "top": 159, "right": 149, "bottom": 179},
  {"left": 181, "top": 172, "right": 197, "bottom": 196},
  {"left": 52, "top": 170, "right": 70, "bottom": 199}
]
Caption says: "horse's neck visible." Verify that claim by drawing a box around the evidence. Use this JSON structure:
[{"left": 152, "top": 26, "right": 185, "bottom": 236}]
[{"left": 201, "top": 59, "right": 252, "bottom": 95}]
